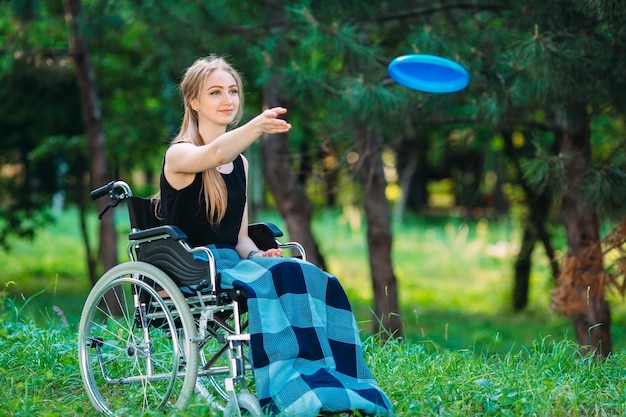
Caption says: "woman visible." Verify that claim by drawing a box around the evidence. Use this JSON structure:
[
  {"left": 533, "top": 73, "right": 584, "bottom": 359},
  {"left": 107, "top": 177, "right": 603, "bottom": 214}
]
[{"left": 158, "top": 55, "right": 393, "bottom": 416}]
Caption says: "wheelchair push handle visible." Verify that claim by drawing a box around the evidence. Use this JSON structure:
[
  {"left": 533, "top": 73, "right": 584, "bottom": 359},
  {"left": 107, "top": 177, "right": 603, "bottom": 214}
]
[
  {"left": 90, "top": 181, "right": 115, "bottom": 200},
  {"left": 90, "top": 180, "right": 133, "bottom": 219}
]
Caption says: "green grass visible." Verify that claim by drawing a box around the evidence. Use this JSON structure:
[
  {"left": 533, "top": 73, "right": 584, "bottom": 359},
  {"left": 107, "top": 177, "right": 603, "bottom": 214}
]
[
  {"left": 3, "top": 207, "right": 626, "bottom": 352},
  {"left": 308, "top": 209, "right": 626, "bottom": 354},
  {"left": 2, "top": 207, "right": 626, "bottom": 415},
  {"left": 2, "top": 301, "right": 626, "bottom": 416}
]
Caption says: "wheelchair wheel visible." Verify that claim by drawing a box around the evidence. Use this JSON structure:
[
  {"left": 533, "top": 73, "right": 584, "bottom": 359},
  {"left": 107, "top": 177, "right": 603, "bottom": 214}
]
[
  {"left": 223, "top": 392, "right": 262, "bottom": 417},
  {"left": 78, "top": 261, "right": 199, "bottom": 415}
]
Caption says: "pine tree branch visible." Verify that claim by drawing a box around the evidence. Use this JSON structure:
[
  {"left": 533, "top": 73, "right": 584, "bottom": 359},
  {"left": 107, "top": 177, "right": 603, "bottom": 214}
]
[
  {"left": 362, "top": 3, "right": 508, "bottom": 23},
  {"left": 411, "top": 115, "right": 554, "bottom": 133}
]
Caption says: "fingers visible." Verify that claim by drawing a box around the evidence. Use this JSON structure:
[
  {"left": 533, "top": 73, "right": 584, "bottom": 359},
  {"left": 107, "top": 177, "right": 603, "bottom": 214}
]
[
  {"left": 248, "top": 248, "right": 282, "bottom": 259},
  {"left": 262, "top": 248, "right": 283, "bottom": 257},
  {"left": 263, "top": 107, "right": 288, "bottom": 117},
  {"left": 260, "top": 107, "right": 291, "bottom": 133}
]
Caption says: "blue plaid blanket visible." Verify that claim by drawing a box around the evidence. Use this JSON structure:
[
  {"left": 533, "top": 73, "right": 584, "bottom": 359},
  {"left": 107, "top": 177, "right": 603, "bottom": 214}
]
[{"left": 204, "top": 246, "right": 394, "bottom": 416}]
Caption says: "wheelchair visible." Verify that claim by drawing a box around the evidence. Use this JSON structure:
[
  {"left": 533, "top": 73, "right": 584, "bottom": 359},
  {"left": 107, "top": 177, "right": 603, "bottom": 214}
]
[{"left": 78, "top": 180, "right": 305, "bottom": 416}]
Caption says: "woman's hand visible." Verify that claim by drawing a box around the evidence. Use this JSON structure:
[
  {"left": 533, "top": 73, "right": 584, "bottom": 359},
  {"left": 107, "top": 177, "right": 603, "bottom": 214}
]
[
  {"left": 262, "top": 248, "right": 282, "bottom": 257},
  {"left": 254, "top": 107, "right": 292, "bottom": 134},
  {"left": 248, "top": 248, "right": 282, "bottom": 258}
]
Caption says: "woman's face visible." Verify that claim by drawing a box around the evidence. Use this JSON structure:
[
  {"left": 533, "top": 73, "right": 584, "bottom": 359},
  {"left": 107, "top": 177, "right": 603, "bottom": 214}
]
[{"left": 192, "top": 68, "right": 240, "bottom": 127}]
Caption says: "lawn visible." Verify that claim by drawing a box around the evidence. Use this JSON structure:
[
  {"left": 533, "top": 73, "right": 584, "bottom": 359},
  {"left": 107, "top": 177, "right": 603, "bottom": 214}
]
[
  {"left": 2, "top": 300, "right": 626, "bottom": 416},
  {"left": 2, "top": 206, "right": 626, "bottom": 416},
  {"left": 2, "top": 206, "right": 626, "bottom": 353}
]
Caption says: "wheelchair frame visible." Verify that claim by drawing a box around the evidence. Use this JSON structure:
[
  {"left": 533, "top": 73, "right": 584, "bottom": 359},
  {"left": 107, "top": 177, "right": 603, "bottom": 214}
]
[{"left": 77, "top": 180, "right": 305, "bottom": 416}]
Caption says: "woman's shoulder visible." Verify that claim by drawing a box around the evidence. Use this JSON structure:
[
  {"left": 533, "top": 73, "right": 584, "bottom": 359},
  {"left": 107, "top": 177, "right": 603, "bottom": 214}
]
[{"left": 164, "top": 139, "right": 194, "bottom": 163}]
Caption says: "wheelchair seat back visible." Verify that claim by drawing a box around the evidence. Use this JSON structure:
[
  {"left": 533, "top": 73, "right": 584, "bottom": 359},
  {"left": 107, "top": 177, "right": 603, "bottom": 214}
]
[
  {"left": 127, "top": 196, "right": 162, "bottom": 230},
  {"left": 126, "top": 197, "right": 213, "bottom": 288}
]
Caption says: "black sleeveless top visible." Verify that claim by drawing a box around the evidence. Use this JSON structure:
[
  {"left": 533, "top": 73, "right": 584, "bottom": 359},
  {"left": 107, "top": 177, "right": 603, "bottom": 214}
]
[{"left": 159, "top": 155, "right": 246, "bottom": 247}]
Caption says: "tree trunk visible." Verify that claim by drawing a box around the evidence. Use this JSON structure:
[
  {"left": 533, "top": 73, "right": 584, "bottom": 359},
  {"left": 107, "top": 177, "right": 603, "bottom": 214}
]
[
  {"left": 491, "top": 150, "right": 509, "bottom": 216},
  {"left": 262, "top": 74, "right": 327, "bottom": 270},
  {"left": 395, "top": 137, "right": 428, "bottom": 216},
  {"left": 78, "top": 188, "right": 97, "bottom": 285},
  {"left": 259, "top": 0, "right": 326, "bottom": 269},
  {"left": 501, "top": 129, "right": 559, "bottom": 310},
  {"left": 64, "top": 0, "right": 117, "bottom": 282},
  {"left": 354, "top": 126, "right": 402, "bottom": 338},
  {"left": 322, "top": 147, "right": 339, "bottom": 208},
  {"left": 245, "top": 143, "right": 264, "bottom": 220},
  {"left": 551, "top": 105, "right": 612, "bottom": 358},
  {"left": 395, "top": 149, "right": 420, "bottom": 219},
  {"left": 513, "top": 226, "right": 535, "bottom": 311}
]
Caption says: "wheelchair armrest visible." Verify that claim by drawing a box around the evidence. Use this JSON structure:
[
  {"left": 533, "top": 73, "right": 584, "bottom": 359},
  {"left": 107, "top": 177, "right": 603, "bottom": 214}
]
[
  {"left": 129, "top": 225, "right": 188, "bottom": 242},
  {"left": 248, "top": 222, "right": 306, "bottom": 260},
  {"left": 248, "top": 222, "right": 283, "bottom": 250}
]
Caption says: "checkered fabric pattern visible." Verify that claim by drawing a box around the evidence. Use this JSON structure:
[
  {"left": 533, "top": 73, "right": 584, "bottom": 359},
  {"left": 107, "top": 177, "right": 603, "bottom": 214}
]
[{"left": 204, "top": 246, "right": 394, "bottom": 416}]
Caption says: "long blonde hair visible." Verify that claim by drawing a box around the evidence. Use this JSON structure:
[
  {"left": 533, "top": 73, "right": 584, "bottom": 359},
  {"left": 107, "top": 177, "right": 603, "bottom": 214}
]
[{"left": 160, "top": 55, "right": 244, "bottom": 224}]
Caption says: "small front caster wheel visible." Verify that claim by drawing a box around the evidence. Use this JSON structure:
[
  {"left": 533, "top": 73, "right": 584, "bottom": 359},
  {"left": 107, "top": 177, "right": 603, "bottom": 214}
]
[{"left": 223, "top": 392, "right": 262, "bottom": 417}]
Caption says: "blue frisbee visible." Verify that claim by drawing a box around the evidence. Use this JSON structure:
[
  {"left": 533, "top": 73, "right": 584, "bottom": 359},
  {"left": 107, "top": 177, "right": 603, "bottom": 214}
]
[{"left": 388, "top": 54, "right": 470, "bottom": 93}]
